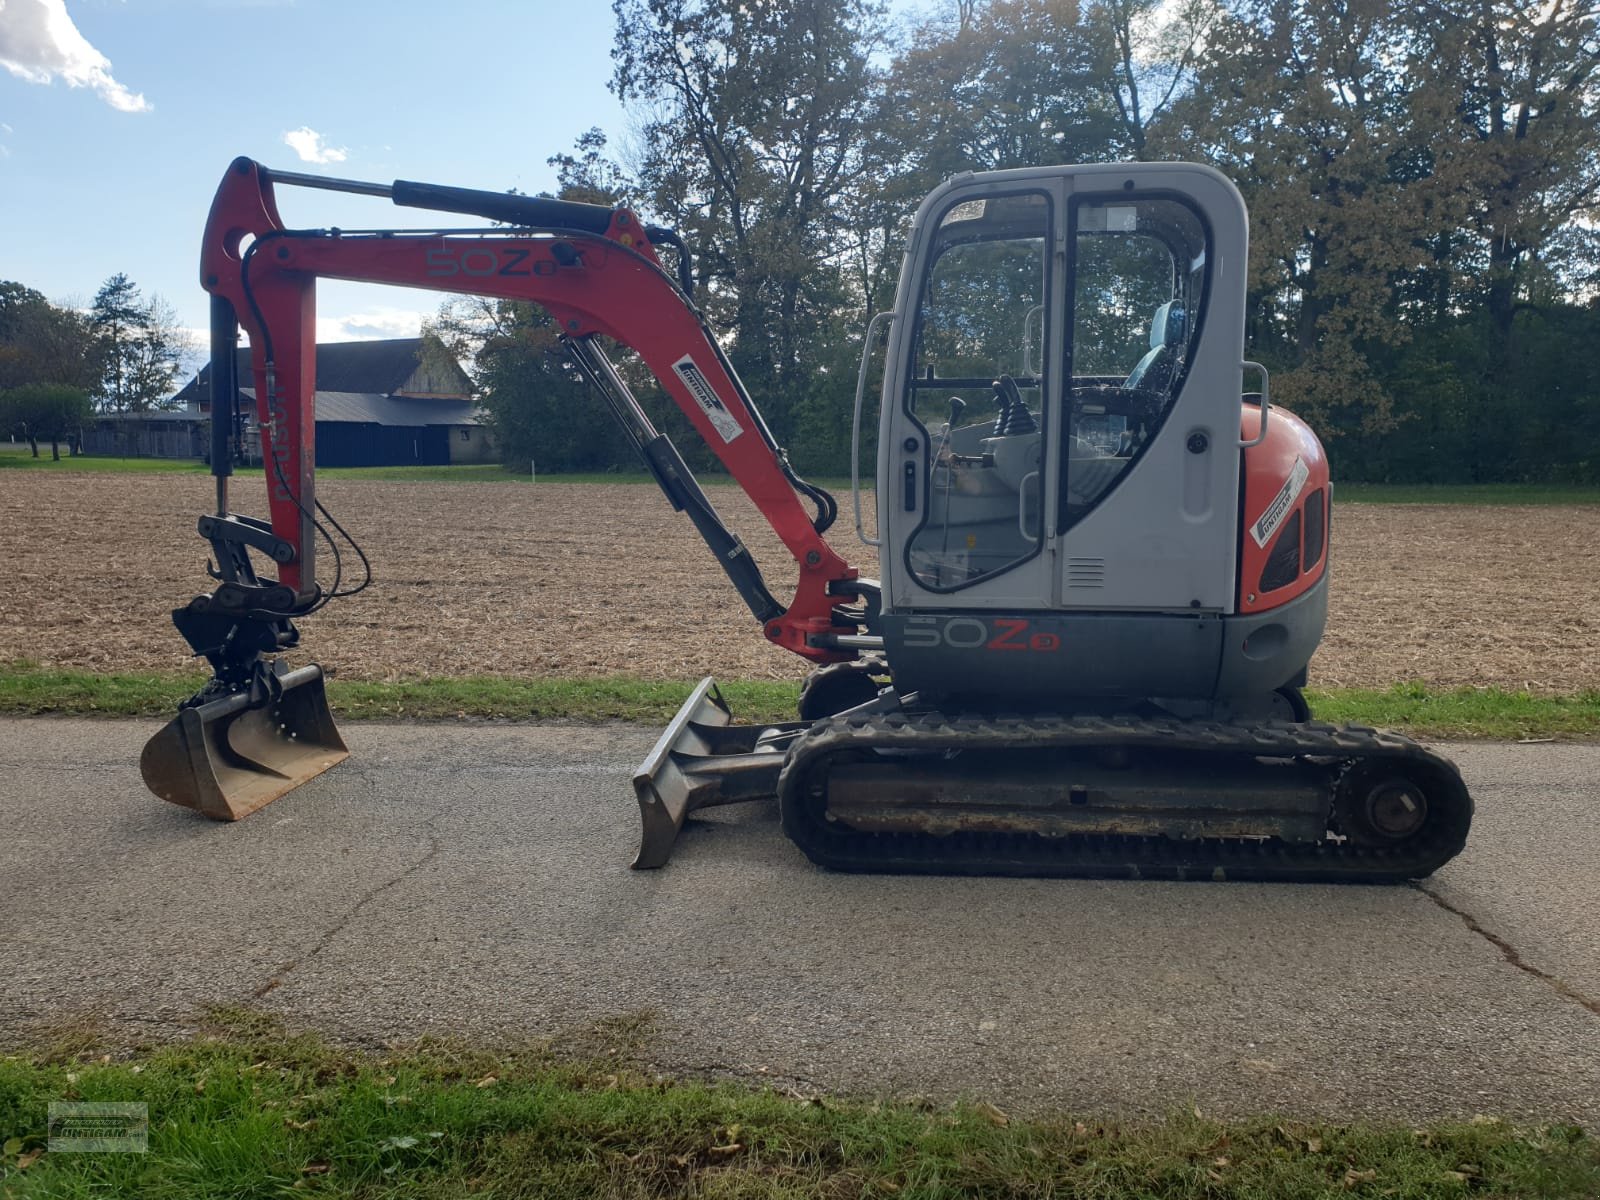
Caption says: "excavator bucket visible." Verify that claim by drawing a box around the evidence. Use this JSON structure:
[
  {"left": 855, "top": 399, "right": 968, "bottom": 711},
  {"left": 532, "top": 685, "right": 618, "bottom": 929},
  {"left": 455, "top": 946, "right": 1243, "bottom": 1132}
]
[{"left": 140, "top": 664, "right": 348, "bottom": 821}]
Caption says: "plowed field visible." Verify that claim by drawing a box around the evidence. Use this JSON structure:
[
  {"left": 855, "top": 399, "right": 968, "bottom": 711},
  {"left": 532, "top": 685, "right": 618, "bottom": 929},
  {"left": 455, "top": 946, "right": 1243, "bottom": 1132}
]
[{"left": 2, "top": 473, "right": 1595, "bottom": 693}]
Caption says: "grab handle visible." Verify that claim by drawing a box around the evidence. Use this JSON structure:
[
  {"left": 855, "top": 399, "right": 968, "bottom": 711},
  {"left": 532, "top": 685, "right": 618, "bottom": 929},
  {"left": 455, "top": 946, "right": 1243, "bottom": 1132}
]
[
  {"left": 1240, "top": 360, "right": 1271, "bottom": 448},
  {"left": 853, "top": 311, "right": 896, "bottom": 547}
]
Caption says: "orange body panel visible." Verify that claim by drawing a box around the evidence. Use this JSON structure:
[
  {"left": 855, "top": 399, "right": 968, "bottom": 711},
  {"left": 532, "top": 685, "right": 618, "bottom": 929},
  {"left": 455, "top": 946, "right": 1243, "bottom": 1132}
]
[{"left": 1237, "top": 404, "right": 1330, "bottom": 614}]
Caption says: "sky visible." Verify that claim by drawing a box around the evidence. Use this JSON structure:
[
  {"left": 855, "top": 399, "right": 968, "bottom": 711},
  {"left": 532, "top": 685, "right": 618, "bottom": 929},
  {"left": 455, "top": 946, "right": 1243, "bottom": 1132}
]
[{"left": 0, "top": 0, "right": 631, "bottom": 351}]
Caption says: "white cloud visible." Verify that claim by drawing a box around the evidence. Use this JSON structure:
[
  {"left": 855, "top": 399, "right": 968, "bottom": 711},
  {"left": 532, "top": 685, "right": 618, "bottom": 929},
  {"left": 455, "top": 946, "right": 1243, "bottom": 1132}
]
[
  {"left": 282, "top": 126, "right": 347, "bottom": 165},
  {"left": 0, "top": 0, "right": 150, "bottom": 112},
  {"left": 314, "top": 308, "right": 425, "bottom": 342}
]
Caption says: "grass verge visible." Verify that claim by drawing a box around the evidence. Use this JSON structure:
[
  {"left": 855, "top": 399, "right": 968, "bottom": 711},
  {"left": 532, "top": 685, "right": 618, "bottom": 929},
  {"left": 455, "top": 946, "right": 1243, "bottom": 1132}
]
[
  {"left": 1, "top": 664, "right": 1596, "bottom": 739},
  {"left": 1, "top": 1019, "right": 1594, "bottom": 1199},
  {"left": 5, "top": 444, "right": 1598, "bottom": 501}
]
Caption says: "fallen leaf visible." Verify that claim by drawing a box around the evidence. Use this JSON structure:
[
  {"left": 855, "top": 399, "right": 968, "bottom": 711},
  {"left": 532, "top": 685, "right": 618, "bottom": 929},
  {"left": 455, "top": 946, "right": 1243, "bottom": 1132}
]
[
  {"left": 194, "top": 1077, "right": 207, "bottom": 1095},
  {"left": 1206, "top": 1169, "right": 1224, "bottom": 1184},
  {"left": 1470, "top": 1115, "right": 1501, "bottom": 1127},
  {"left": 17, "top": 1148, "right": 43, "bottom": 1170},
  {"left": 3, "top": 1137, "right": 22, "bottom": 1158},
  {"left": 975, "top": 1100, "right": 1009, "bottom": 1127},
  {"left": 1306, "top": 1136, "right": 1324, "bottom": 1153},
  {"left": 285, "top": 1118, "right": 317, "bottom": 1131},
  {"left": 1073, "top": 1122, "right": 1089, "bottom": 1137},
  {"left": 1442, "top": 1170, "right": 1470, "bottom": 1183},
  {"left": 379, "top": 1135, "right": 419, "bottom": 1151},
  {"left": 1213, "top": 1156, "right": 1231, "bottom": 1168},
  {"left": 474, "top": 1075, "right": 497, "bottom": 1089},
  {"left": 302, "top": 1162, "right": 331, "bottom": 1175},
  {"left": 1344, "top": 1167, "right": 1377, "bottom": 1187},
  {"left": 706, "top": 1143, "right": 743, "bottom": 1160}
]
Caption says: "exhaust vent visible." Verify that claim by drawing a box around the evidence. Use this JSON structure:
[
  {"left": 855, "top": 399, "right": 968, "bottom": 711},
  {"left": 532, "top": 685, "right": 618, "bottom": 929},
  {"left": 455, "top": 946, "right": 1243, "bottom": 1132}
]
[{"left": 1067, "top": 557, "right": 1106, "bottom": 589}]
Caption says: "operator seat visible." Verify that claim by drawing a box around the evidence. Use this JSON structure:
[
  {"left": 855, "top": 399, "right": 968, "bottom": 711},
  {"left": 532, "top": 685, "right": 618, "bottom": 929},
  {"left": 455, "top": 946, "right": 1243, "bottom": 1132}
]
[{"left": 1123, "top": 300, "right": 1186, "bottom": 393}]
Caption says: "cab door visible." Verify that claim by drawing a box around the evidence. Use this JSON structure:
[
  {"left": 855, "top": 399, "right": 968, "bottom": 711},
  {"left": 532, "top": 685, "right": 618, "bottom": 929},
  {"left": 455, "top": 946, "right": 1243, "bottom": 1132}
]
[
  {"left": 878, "top": 174, "right": 1066, "bottom": 614},
  {"left": 1050, "top": 164, "right": 1246, "bottom": 613}
]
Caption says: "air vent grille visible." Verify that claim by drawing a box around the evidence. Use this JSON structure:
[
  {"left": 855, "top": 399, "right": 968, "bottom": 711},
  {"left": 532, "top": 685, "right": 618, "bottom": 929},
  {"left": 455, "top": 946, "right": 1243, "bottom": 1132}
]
[{"left": 1067, "top": 557, "right": 1106, "bottom": 588}]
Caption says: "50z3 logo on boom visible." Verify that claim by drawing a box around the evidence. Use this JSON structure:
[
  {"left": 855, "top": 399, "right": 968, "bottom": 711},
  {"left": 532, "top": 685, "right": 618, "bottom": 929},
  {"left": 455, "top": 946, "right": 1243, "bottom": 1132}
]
[
  {"left": 902, "top": 616, "right": 1062, "bottom": 652},
  {"left": 424, "top": 245, "right": 559, "bottom": 278}
]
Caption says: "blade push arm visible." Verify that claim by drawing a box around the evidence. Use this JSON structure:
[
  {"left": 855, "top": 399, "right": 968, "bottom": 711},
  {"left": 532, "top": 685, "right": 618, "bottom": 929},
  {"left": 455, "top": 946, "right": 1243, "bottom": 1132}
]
[{"left": 199, "top": 157, "right": 860, "bottom": 661}]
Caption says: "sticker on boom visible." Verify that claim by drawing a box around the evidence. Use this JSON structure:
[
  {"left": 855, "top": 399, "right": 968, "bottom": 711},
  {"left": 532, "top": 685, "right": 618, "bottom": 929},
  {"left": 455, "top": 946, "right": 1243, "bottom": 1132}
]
[
  {"left": 1250, "top": 456, "right": 1309, "bottom": 548},
  {"left": 672, "top": 355, "right": 743, "bottom": 444}
]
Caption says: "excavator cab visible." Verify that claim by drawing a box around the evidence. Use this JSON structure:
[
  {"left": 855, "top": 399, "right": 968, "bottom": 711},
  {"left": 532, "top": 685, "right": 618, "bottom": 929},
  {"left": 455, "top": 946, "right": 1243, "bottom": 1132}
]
[{"left": 872, "top": 164, "right": 1256, "bottom": 706}]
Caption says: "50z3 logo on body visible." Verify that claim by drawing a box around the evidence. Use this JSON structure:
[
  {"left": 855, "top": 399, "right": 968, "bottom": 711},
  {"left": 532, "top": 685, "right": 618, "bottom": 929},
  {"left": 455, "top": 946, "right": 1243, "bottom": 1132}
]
[
  {"left": 424, "top": 245, "right": 558, "bottom": 278},
  {"left": 903, "top": 616, "right": 1061, "bottom": 652}
]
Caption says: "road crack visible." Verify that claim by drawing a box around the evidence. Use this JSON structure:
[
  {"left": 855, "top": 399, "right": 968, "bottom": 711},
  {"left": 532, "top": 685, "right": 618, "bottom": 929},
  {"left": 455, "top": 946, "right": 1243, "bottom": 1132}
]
[
  {"left": 254, "top": 833, "right": 442, "bottom": 999},
  {"left": 1415, "top": 883, "right": 1600, "bottom": 1018}
]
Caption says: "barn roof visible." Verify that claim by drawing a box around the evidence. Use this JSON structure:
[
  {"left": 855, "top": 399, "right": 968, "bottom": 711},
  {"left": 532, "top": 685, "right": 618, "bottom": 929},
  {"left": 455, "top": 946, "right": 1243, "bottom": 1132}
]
[
  {"left": 238, "top": 389, "right": 481, "bottom": 427},
  {"left": 173, "top": 337, "right": 469, "bottom": 406}
]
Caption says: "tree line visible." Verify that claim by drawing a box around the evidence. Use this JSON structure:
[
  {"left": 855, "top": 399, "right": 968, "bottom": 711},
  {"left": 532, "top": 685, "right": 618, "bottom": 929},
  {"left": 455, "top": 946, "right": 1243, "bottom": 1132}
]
[
  {"left": 449, "top": 0, "right": 1600, "bottom": 485},
  {"left": 0, "top": 274, "right": 191, "bottom": 459}
]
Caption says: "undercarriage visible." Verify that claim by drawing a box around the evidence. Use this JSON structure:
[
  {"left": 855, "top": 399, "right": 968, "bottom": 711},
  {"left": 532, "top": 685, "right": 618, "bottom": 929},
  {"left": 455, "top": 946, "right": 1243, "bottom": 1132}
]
[{"left": 634, "top": 679, "right": 1473, "bottom": 882}]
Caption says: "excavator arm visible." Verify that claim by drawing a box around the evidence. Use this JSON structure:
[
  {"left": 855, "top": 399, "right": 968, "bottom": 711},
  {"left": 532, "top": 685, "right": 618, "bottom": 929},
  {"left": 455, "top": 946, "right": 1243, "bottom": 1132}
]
[
  {"left": 201, "top": 156, "right": 861, "bottom": 649},
  {"left": 142, "top": 157, "right": 866, "bottom": 824}
]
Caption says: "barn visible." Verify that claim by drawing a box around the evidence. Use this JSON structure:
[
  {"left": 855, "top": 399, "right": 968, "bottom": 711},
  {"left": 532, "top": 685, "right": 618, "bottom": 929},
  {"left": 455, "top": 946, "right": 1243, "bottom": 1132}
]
[{"left": 168, "top": 337, "right": 491, "bottom": 468}]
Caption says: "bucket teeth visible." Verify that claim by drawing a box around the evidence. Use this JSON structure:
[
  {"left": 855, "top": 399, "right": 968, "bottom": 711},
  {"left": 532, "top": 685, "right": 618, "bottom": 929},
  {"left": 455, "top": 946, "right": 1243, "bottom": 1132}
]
[{"left": 140, "top": 663, "right": 348, "bottom": 820}]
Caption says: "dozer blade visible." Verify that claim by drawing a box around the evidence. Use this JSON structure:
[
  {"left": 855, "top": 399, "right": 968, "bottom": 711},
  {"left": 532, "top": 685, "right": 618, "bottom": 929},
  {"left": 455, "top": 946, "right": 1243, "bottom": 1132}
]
[
  {"left": 140, "top": 664, "right": 348, "bottom": 821},
  {"left": 631, "top": 676, "right": 798, "bottom": 868}
]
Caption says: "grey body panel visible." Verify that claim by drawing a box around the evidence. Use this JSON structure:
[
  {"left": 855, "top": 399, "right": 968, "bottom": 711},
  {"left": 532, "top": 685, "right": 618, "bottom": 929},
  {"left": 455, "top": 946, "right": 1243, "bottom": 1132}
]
[
  {"left": 880, "top": 576, "right": 1326, "bottom": 706},
  {"left": 1214, "top": 573, "right": 1328, "bottom": 700}
]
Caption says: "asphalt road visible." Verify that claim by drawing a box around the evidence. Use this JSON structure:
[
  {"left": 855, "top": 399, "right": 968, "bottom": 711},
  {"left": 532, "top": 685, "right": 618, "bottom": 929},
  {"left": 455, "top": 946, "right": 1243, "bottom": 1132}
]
[{"left": 3, "top": 717, "right": 1598, "bottom": 1125}]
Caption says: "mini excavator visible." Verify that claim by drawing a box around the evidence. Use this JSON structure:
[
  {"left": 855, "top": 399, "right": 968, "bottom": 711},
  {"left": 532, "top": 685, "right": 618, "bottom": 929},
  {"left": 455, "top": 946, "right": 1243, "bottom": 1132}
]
[{"left": 141, "top": 156, "right": 1473, "bottom": 881}]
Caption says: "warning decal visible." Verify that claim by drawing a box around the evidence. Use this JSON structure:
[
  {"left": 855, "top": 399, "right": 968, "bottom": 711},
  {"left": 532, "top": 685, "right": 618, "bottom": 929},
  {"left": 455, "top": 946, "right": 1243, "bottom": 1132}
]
[
  {"left": 672, "top": 355, "right": 743, "bottom": 444},
  {"left": 1250, "top": 456, "right": 1309, "bottom": 548}
]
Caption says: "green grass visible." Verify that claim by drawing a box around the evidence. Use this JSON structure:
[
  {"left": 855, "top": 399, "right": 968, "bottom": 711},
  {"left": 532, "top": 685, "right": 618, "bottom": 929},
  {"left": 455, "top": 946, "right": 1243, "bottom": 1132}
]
[
  {"left": 1306, "top": 682, "right": 1600, "bottom": 739},
  {"left": 6, "top": 440, "right": 1599, "bottom": 501},
  {"left": 1, "top": 1018, "right": 1594, "bottom": 1199},
  {"left": 2, "top": 663, "right": 1596, "bottom": 738},
  {"left": 0, "top": 443, "right": 209, "bottom": 474}
]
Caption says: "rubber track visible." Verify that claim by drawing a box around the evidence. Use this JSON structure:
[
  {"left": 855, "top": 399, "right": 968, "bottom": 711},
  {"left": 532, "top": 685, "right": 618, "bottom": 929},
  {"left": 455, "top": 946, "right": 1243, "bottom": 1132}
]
[{"left": 776, "top": 711, "right": 1474, "bottom": 883}]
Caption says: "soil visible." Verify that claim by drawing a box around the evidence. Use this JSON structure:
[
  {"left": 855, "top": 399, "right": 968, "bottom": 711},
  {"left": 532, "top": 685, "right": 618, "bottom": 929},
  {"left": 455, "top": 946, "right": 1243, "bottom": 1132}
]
[{"left": 1, "top": 474, "right": 1595, "bottom": 693}]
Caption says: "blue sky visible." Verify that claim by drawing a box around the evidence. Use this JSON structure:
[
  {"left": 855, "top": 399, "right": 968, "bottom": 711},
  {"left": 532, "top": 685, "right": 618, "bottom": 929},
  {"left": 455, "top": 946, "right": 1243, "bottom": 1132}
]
[{"left": 0, "top": 0, "right": 630, "bottom": 350}]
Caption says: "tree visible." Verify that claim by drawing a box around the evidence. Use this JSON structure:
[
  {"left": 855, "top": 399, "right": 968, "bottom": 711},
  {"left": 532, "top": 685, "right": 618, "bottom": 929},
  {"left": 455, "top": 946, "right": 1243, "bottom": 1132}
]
[
  {"left": 428, "top": 298, "right": 634, "bottom": 473},
  {"left": 0, "top": 383, "right": 93, "bottom": 459},
  {"left": 1089, "top": 0, "right": 1221, "bottom": 156},
  {"left": 0, "top": 282, "right": 98, "bottom": 393},
  {"left": 611, "top": 0, "right": 890, "bottom": 448},
  {"left": 1163, "top": 0, "right": 1459, "bottom": 438},
  {"left": 90, "top": 273, "right": 192, "bottom": 413},
  {"left": 1416, "top": 0, "right": 1600, "bottom": 374},
  {"left": 886, "top": 0, "right": 1123, "bottom": 178}
]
